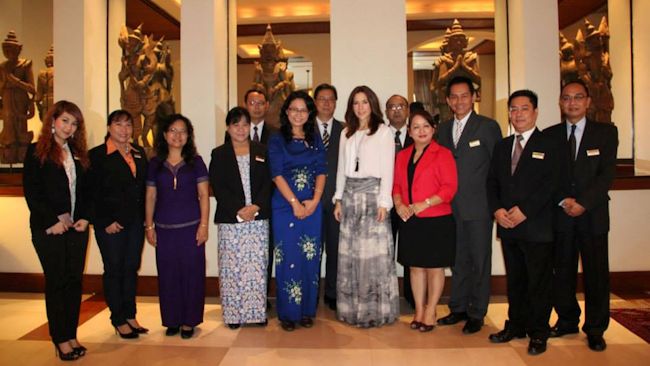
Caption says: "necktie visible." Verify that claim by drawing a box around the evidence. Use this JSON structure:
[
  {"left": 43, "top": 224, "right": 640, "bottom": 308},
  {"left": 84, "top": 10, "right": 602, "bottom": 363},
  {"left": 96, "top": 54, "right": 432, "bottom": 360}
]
[
  {"left": 394, "top": 130, "right": 402, "bottom": 154},
  {"left": 453, "top": 120, "right": 462, "bottom": 147},
  {"left": 511, "top": 134, "right": 524, "bottom": 175},
  {"left": 253, "top": 126, "right": 260, "bottom": 142},
  {"left": 569, "top": 124, "right": 577, "bottom": 161},
  {"left": 322, "top": 123, "right": 330, "bottom": 149}
]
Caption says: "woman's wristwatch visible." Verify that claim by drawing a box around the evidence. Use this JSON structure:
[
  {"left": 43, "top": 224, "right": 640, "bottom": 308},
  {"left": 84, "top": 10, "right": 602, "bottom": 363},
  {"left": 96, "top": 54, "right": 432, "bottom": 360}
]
[{"left": 424, "top": 198, "right": 432, "bottom": 207}]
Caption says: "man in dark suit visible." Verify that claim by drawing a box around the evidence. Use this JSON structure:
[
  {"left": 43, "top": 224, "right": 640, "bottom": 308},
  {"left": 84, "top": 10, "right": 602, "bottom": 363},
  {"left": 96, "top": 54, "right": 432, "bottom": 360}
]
[
  {"left": 386, "top": 94, "right": 415, "bottom": 309},
  {"left": 487, "top": 89, "right": 557, "bottom": 355},
  {"left": 436, "top": 76, "right": 502, "bottom": 334},
  {"left": 545, "top": 80, "right": 617, "bottom": 352},
  {"left": 314, "top": 83, "right": 345, "bottom": 311},
  {"left": 225, "top": 89, "right": 278, "bottom": 145}
]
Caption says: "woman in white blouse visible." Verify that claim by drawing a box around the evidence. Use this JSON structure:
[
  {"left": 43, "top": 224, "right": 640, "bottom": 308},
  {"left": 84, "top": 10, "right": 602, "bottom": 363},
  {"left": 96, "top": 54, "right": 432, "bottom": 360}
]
[{"left": 333, "top": 85, "right": 399, "bottom": 327}]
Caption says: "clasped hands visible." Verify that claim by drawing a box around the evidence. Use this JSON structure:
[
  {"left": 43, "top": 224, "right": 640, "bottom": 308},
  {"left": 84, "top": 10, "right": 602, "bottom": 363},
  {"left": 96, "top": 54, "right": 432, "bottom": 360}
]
[
  {"left": 494, "top": 206, "right": 527, "bottom": 229},
  {"left": 562, "top": 198, "right": 586, "bottom": 217},
  {"left": 395, "top": 201, "right": 429, "bottom": 222},
  {"left": 291, "top": 199, "right": 318, "bottom": 220},
  {"left": 47, "top": 213, "right": 88, "bottom": 235}
]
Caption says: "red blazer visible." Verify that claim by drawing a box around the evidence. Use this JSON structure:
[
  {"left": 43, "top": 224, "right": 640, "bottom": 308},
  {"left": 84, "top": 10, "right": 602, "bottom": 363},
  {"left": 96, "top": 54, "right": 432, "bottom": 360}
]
[{"left": 392, "top": 142, "right": 457, "bottom": 217}]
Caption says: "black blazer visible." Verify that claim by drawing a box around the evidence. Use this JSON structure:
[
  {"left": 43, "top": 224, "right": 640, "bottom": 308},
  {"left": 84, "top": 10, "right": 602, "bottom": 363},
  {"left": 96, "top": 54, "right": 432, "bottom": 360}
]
[
  {"left": 487, "top": 128, "right": 558, "bottom": 242},
  {"left": 438, "top": 112, "right": 503, "bottom": 220},
  {"left": 544, "top": 120, "right": 618, "bottom": 235},
  {"left": 209, "top": 141, "right": 272, "bottom": 223},
  {"left": 88, "top": 143, "right": 147, "bottom": 229},
  {"left": 23, "top": 143, "right": 90, "bottom": 231},
  {"left": 224, "top": 122, "right": 278, "bottom": 146},
  {"left": 322, "top": 119, "right": 344, "bottom": 210}
]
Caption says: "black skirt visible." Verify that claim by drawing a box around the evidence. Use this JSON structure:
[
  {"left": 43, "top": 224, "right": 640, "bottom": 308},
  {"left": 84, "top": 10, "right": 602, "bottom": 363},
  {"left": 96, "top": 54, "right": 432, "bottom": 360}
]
[{"left": 397, "top": 214, "right": 456, "bottom": 268}]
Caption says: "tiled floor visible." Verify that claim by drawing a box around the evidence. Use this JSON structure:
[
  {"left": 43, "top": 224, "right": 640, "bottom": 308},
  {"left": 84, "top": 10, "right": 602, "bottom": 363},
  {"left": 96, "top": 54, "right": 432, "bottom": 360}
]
[{"left": 0, "top": 293, "right": 648, "bottom": 365}]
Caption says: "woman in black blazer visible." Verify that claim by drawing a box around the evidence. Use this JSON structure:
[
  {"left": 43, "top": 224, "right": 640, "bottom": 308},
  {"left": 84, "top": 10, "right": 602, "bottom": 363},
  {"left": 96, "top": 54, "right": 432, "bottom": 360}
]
[
  {"left": 209, "top": 107, "right": 272, "bottom": 328},
  {"left": 88, "top": 110, "right": 148, "bottom": 339},
  {"left": 23, "top": 100, "right": 91, "bottom": 361}
]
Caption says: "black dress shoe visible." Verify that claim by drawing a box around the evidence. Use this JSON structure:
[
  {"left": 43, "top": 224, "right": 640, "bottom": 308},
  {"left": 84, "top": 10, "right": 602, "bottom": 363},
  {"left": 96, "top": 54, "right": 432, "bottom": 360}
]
[
  {"left": 127, "top": 321, "right": 149, "bottom": 334},
  {"left": 114, "top": 325, "right": 139, "bottom": 339},
  {"left": 324, "top": 296, "right": 337, "bottom": 311},
  {"left": 587, "top": 334, "right": 607, "bottom": 351},
  {"left": 73, "top": 345, "right": 87, "bottom": 357},
  {"left": 437, "top": 312, "right": 469, "bottom": 325},
  {"left": 488, "top": 321, "right": 526, "bottom": 343},
  {"left": 299, "top": 317, "right": 314, "bottom": 328},
  {"left": 227, "top": 323, "right": 241, "bottom": 330},
  {"left": 166, "top": 326, "right": 180, "bottom": 336},
  {"left": 180, "top": 327, "right": 194, "bottom": 339},
  {"left": 527, "top": 338, "right": 547, "bottom": 355},
  {"left": 281, "top": 321, "right": 295, "bottom": 331},
  {"left": 54, "top": 343, "right": 79, "bottom": 361},
  {"left": 549, "top": 325, "right": 579, "bottom": 338},
  {"left": 462, "top": 318, "right": 484, "bottom": 334},
  {"left": 418, "top": 323, "right": 435, "bottom": 332}
]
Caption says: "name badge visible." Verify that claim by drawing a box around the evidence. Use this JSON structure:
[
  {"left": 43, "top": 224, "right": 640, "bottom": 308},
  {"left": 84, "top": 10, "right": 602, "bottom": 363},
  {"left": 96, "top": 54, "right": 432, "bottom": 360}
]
[
  {"left": 255, "top": 155, "right": 265, "bottom": 162},
  {"left": 133, "top": 153, "right": 142, "bottom": 159},
  {"left": 532, "top": 152, "right": 545, "bottom": 160},
  {"left": 587, "top": 149, "right": 600, "bottom": 157},
  {"left": 469, "top": 140, "right": 481, "bottom": 148}
]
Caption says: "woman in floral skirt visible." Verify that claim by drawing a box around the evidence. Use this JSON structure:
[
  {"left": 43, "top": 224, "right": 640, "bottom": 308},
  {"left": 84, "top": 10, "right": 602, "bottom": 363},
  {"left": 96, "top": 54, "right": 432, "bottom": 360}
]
[{"left": 268, "top": 91, "right": 326, "bottom": 331}]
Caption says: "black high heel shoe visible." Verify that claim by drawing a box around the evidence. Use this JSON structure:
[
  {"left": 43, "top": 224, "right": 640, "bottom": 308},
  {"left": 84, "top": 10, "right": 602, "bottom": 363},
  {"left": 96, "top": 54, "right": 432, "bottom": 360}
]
[
  {"left": 73, "top": 345, "right": 87, "bottom": 357},
  {"left": 54, "top": 343, "right": 79, "bottom": 361},
  {"left": 127, "top": 321, "right": 149, "bottom": 334},
  {"left": 114, "top": 325, "right": 139, "bottom": 339}
]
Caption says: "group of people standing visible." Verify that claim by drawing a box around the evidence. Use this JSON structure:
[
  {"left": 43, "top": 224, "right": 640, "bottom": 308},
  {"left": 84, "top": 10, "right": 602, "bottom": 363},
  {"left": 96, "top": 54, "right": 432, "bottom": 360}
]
[{"left": 23, "top": 74, "right": 616, "bottom": 361}]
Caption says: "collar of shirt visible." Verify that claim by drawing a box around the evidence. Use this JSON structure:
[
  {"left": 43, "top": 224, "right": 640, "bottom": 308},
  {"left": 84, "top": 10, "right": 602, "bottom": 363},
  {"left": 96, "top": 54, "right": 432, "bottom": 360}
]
[
  {"left": 106, "top": 138, "right": 136, "bottom": 155},
  {"left": 251, "top": 120, "right": 265, "bottom": 138},
  {"left": 514, "top": 126, "right": 536, "bottom": 150},
  {"left": 566, "top": 117, "right": 586, "bottom": 139},
  {"left": 454, "top": 110, "right": 473, "bottom": 131},
  {"left": 316, "top": 117, "right": 334, "bottom": 135}
]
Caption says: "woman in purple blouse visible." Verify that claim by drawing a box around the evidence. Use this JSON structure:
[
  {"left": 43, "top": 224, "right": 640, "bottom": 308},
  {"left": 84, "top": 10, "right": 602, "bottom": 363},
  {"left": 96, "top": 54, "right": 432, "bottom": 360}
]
[{"left": 144, "top": 114, "right": 210, "bottom": 339}]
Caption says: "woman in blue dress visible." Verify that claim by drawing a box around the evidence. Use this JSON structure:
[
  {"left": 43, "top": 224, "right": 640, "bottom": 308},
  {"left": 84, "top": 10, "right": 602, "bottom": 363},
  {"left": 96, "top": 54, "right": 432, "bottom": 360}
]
[{"left": 268, "top": 91, "right": 327, "bottom": 331}]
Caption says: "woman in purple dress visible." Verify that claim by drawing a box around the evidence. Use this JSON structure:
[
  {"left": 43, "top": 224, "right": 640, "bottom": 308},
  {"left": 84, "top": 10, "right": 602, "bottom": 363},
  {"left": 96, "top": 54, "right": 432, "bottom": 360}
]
[{"left": 144, "top": 114, "right": 210, "bottom": 339}]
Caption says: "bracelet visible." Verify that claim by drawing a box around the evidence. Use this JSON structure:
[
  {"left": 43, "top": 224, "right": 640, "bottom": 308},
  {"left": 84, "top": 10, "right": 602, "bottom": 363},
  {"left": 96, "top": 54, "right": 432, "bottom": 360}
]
[
  {"left": 289, "top": 197, "right": 297, "bottom": 203},
  {"left": 145, "top": 224, "right": 155, "bottom": 231},
  {"left": 199, "top": 223, "right": 208, "bottom": 228},
  {"left": 314, "top": 188, "right": 323, "bottom": 193},
  {"left": 425, "top": 198, "right": 432, "bottom": 207}
]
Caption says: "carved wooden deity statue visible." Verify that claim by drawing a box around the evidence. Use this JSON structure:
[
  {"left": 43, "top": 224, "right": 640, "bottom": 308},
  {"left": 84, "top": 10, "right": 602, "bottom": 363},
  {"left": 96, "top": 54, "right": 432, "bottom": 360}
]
[
  {"left": 430, "top": 19, "right": 481, "bottom": 123},
  {"left": 118, "top": 25, "right": 175, "bottom": 147},
  {"left": 35, "top": 45, "right": 54, "bottom": 121},
  {"left": 252, "top": 24, "right": 295, "bottom": 128},
  {"left": 0, "top": 31, "right": 35, "bottom": 164},
  {"left": 559, "top": 17, "right": 613, "bottom": 123}
]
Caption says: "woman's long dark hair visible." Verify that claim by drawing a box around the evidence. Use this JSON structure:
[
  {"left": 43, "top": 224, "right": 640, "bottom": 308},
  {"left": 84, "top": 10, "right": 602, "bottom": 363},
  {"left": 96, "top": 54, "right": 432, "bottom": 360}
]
[
  {"left": 35, "top": 100, "right": 89, "bottom": 169},
  {"left": 279, "top": 90, "right": 317, "bottom": 146},
  {"left": 154, "top": 113, "right": 198, "bottom": 164},
  {"left": 344, "top": 85, "right": 383, "bottom": 138}
]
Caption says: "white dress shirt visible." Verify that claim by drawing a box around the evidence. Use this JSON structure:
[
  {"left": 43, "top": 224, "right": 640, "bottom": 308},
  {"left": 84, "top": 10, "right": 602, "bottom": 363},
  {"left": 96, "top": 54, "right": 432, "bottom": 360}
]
[
  {"left": 334, "top": 123, "right": 395, "bottom": 209},
  {"left": 566, "top": 117, "right": 586, "bottom": 160},
  {"left": 251, "top": 120, "right": 265, "bottom": 140}
]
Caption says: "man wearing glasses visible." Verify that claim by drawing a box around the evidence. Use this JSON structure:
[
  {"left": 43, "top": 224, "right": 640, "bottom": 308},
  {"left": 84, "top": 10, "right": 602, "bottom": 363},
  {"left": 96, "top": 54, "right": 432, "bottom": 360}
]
[
  {"left": 244, "top": 88, "right": 277, "bottom": 145},
  {"left": 385, "top": 94, "right": 415, "bottom": 309},
  {"left": 313, "top": 84, "right": 345, "bottom": 311},
  {"left": 545, "top": 80, "right": 618, "bottom": 352}
]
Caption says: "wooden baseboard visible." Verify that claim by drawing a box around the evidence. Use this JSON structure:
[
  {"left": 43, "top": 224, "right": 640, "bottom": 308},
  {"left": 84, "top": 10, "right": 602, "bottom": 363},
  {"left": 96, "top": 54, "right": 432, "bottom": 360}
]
[{"left": 2, "top": 271, "right": 649, "bottom": 297}]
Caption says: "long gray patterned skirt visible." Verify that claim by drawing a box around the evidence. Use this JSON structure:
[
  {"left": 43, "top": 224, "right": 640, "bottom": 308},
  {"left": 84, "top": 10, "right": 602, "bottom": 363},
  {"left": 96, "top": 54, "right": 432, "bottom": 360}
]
[{"left": 336, "top": 177, "right": 399, "bottom": 327}]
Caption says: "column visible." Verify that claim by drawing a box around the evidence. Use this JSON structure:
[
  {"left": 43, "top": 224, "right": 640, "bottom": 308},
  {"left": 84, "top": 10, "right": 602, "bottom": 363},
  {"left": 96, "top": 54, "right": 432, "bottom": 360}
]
[{"left": 633, "top": 0, "right": 650, "bottom": 168}]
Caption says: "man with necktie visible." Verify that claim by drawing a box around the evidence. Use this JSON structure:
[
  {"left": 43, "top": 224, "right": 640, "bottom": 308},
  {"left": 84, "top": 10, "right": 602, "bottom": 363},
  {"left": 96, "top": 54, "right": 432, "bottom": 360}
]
[
  {"left": 436, "top": 76, "right": 502, "bottom": 334},
  {"left": 386, "top": 94, "right": 415, "bottom": 309},
  {"left": 314, "top": 84, "right": 345, "bottom": 311},
  {"left": 545, "top": 79, "right": 617, "bottom": 352},
  {"left": 487, "top": 89, "right": 558, "bottom": 355}
]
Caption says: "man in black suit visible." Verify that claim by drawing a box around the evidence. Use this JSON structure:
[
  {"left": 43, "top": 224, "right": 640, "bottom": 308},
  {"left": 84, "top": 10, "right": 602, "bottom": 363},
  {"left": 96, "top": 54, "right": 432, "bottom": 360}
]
[
  {"left": 545, "top": 80, "right": 617, "bottom": 352},
  {"left": 487, "top": 89, "right": 558, "bottom": 355},
  {"left": 314, "top": 83, "right": 344, "bottom": 311},
  {"left": 437, "top": 76, "right": 502, "bottom": 334},
  {"left": 226, "top": 89, "right": 278, "bottom": 145},
  {"left": 386, "top": 94, "right": 415, "bottom": 309}
]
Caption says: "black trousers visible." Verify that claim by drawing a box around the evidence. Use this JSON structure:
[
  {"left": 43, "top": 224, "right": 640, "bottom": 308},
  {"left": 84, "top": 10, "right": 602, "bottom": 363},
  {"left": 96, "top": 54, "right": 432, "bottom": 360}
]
[
  {"left": 391, "top": 208, "right": 413, "bottom": 304},
  {"left": 552, "top": 230, "right": 610, "bottom": 335},
  {"left": 32, "top": 228, "right": 88, "bottom": 344},
  {"left": 502, "top": 238, "right": 553, "bottom": 340},
  {"left": 95, "top": 223, "right": 144, "bottom": 326},
  {"left": 448, "top": 218, "right": 493, "bottom": 319},
  {"left": 322, "top": 203, "right": 340, "bottom": 300}
]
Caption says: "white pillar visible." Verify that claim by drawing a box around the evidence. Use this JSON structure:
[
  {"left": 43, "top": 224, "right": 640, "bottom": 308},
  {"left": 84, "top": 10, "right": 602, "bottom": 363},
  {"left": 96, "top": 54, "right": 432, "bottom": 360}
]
[
  {"left": 330, "top": 0, "right": 407, "bottom": 120},
  {"left": 633, "top": 0, "right": 650, "bottom": 168},
  {"left": 507, "top": 0, "right": 560, "bottom": 129},
  {"left": 494, "top": 0, "right": 510, "bottom": 134},
  {"left": 107, "top": 0, "right": 126, "bottom": 114},
  {"left": 53, "top": 0, "right": 107, "bottom": 146}
]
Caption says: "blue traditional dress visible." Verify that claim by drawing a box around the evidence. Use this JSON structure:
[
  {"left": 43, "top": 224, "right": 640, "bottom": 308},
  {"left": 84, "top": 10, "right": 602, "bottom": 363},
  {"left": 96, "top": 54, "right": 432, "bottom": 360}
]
[{"left": 268, "top": 133, "right": 326, "bottom": 323}]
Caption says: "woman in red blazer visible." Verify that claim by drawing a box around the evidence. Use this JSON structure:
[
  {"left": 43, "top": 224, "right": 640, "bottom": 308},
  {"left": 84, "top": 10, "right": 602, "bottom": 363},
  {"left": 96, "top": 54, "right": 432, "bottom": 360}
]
[{"left": 392, "top": 109, "right": 458, "bottom": 332}]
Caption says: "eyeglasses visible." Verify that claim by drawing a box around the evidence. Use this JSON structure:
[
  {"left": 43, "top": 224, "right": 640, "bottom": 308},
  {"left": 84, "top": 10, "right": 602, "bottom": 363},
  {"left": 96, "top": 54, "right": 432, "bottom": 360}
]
[
  {"left": 560, "top": 94, "right": 587, "bottom": 103},
  {"left": 387, "top": 104, "right": 407, "bottom": 111},
  {"left": 168, "top": 128, "right": 188, "bottom": 135},
  {"left": 288, "top": 108, "right": 309, "bottom": 115},
  {"left": 248, "top": 100, "right": 266, "bottom": 107}
]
